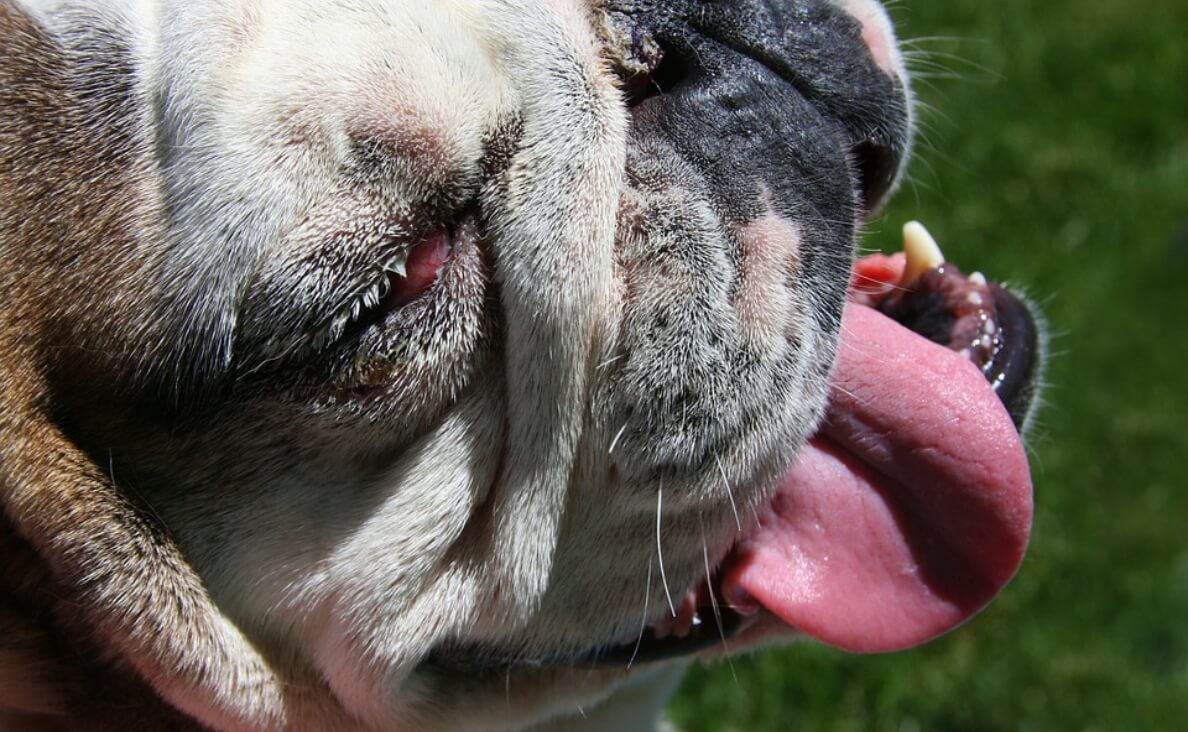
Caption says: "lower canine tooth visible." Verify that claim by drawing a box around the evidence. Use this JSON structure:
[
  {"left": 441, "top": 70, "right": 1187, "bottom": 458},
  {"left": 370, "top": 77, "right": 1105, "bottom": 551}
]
[{"left": 900, "top": 221, "right": 946, "bottom": 287}]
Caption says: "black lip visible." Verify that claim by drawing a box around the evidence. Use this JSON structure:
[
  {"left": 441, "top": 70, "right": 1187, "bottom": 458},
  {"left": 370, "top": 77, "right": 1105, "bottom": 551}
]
[
  {"left": 876, "top": 268, "right": 1044, "bottom": 434},
  {"left": 424, "top": 605, "right": 751, "bottom": 675},
  {"left": 987, "top": 285, "right": 1042, "bottom": 431},
  {"left": 579, "top": 605, "right": 750, "bottom": 668}
]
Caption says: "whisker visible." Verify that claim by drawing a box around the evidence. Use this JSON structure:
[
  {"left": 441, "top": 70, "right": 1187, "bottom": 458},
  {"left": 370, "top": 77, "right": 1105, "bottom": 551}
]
[
  {"left": 596, "top": 353, "right": 625, "bottom": 371},
  {"left": 628, "top": 559, "right": 654, "bottom": 669},
  {"left": 700, "top": 522, "right": 738, "bottom": 684},
  {"left": 608, "top": 422, "right": 629, "bottom": 455},
  {"left": 700, "top": 521, "right": 725, "bottom": 649},
  {"left": 656, "top": 484, "right": 677, "bottom": 617},
  {"left": 715, "top": 454, "right": 742, "bottom": 532}
]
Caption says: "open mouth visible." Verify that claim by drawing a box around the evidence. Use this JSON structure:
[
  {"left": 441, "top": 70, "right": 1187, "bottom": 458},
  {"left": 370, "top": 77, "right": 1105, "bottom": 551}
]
[
  {"left": 579, "top": 222, "right": 1041, "bottom": 667},
  {"left": 426, "top": 223, "right": 1039, "bottom": 673}
]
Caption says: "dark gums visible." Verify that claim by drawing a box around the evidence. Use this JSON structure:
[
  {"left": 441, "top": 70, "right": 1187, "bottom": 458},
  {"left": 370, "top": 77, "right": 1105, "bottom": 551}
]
[{"left": 988, "top": 286, "right": 1041, "bottom": 430}]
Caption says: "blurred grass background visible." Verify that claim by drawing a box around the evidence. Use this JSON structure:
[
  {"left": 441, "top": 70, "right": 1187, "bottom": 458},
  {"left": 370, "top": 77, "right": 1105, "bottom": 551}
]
[{"left": 668, "top": 0, "right": 1188, "bottom": 729}]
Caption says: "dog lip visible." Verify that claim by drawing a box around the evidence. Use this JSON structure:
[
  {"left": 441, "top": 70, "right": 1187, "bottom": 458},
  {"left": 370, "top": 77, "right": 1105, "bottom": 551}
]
[
  {"left": 985, "top": 285, "right": 1042, "bottom": 430},
  {"left": 581, "top": 604, "right": 752, "bottom": 667},
  {"left": 422, "top": 602, "right": 753, "bottom": 674}
]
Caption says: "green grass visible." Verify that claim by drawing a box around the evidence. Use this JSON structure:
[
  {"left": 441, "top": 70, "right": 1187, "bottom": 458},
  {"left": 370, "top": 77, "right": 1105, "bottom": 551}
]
[{"left": 669, "top": 1, "right": 1188, "bottom": 729}]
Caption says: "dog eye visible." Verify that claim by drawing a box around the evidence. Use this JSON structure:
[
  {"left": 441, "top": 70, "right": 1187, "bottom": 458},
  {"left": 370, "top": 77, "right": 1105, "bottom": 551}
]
[
  {"left": 303, "top": 227, "right": 455, "bottom": 353},
  {"left": 234, "top": 212, "right": 464, "bottom": 376}
]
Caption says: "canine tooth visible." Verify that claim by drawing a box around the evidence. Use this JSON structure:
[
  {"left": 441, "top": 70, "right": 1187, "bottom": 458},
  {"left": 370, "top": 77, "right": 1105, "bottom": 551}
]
[
  {"left": 900, "top": 221, "right": 945, "bottom": 287},
  {"left": 970, "top": 271, "right": 988, "bottom": 286}
]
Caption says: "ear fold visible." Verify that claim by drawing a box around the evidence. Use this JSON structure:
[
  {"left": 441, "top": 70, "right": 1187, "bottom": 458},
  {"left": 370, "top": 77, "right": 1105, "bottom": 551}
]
[
  {"left": 0, "top": 362, "right": 316, "bottom": 729},
  {"left": 0, "top": 3, "right": 343, "bottom": 727}
]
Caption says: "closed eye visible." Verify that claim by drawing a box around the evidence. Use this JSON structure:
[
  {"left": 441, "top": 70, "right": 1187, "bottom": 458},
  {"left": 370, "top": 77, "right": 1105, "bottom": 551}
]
[{"left": 304, "top": 227, "right": 456, "bottom": 354}]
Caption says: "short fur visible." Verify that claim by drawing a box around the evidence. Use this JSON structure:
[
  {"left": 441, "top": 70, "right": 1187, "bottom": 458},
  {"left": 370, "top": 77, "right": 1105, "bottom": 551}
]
[{"left": 0, "top": 1, "right": 911, "bottom": 729}]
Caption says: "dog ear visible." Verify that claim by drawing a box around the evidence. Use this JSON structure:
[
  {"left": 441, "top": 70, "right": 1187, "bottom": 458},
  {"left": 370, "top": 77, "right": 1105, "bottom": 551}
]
[
  {"left": 0, "top": 363, "right": 292, "bottom": 729},
  {"left": 0, "top": 4, "right": 342, "bottom": 727}
]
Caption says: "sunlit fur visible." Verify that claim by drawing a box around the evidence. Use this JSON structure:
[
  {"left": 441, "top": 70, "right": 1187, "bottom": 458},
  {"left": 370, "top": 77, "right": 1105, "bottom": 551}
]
[{"left": 0, "top": 1, "right": 910, "bottom": 729}]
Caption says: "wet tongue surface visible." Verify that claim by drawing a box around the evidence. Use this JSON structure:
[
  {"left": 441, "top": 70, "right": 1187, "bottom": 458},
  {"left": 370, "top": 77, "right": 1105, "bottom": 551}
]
[{"left": 721, "top": 260, "right": 1034, "bottom": 653}]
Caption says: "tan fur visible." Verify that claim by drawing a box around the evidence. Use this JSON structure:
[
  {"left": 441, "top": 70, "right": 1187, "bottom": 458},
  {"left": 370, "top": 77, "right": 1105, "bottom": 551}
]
[
  {"left": 1, "top": 1, "right": 914, "bottom": 729},
  {"left": 0, "top": 4, "right": 358, "bottom": 728}
]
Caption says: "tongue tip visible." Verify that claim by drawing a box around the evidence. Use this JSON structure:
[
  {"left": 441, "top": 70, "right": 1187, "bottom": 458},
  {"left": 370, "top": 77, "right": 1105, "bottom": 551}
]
[
  {"left": 726, "top": 516, "right": 1031, "bottom": 655},
  {"left": 721, "top": 301, "right": 1035, "bottom": 655}
]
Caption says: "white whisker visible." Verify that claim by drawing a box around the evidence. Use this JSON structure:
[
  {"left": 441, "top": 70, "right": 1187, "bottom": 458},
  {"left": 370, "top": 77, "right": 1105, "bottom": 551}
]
[
  {"left": 609, "top": 422, "right": 629, "bottom": 455},
  {"left": 656, "top": 485, "right": 676, "bottom": 617},
  {"left": 628, "top": 559, "right": 653, "bottom": 669},
  {"left": 715, "top": 454, "right": 742, "bottom": 532},
  {"left": 701, "top": 519, "right": 737, "bottom": 683}
]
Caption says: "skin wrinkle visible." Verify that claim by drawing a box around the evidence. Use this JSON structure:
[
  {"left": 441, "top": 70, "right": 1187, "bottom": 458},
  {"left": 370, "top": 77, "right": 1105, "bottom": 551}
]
[{"left": 0, "top": 0, "right": 929, "bottom": 728}]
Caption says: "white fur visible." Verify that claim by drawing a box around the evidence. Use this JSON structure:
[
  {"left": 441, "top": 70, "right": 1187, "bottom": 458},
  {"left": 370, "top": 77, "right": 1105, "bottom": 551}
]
[{"left": 11, "top": 1, "right": 909, "bottom": 729}]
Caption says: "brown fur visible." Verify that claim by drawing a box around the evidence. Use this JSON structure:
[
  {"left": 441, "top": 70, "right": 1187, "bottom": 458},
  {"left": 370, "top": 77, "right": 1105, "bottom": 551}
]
[
  {"left": 0, "top": 4, "right": 289, "bottom": 727},
  {"left": 0, "top": 1, "right": 922, "bottom": 727}
]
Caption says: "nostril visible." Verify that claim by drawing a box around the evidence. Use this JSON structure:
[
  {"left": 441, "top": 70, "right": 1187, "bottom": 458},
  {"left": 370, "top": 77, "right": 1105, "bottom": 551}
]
[
  {"left": 852, "top": 137, "right": 899, "bottom": 215},
  {"left": 620, "top": 46, "right": 695, "bottom": 108},
  {"left": 650, "top": 50, "right": 693, "bottom": 96}
]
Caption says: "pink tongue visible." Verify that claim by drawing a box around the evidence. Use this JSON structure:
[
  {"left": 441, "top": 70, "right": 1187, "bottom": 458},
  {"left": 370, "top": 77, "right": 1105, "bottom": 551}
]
[{"left": 722, "top": 303, "right": 1033, "bottom": 652}]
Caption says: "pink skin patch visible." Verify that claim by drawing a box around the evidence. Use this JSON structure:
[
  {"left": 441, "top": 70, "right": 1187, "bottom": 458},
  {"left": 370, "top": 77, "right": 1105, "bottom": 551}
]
[
  {"left": 735, "top": 214, "right": 802, "bottom": 351},
  {"left": 387, "top": 230, "right": 452, "bottom": 306},
  {"left": 850, "top": 251, "right": 907, "bottom": 304}
]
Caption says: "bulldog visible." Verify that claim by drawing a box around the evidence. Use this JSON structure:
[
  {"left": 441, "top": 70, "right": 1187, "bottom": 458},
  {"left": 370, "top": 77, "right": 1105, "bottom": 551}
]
[{"left": 0, "top": 0, "right": 1042, "bottom": 729}]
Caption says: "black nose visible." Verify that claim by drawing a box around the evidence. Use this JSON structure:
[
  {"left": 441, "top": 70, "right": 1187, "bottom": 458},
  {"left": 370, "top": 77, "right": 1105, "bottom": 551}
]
[{"left": 606, "top": 0, "right": 911, "bottom": 219}]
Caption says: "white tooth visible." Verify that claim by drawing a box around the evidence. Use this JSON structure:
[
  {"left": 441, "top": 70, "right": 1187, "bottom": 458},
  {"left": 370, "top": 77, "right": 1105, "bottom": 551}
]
[
  {"left": 970, "top": 271, "right": 988, "bottom": 286},
  {"left": 967, "top": 291, "right": 984, "bottom": 307},
  {"left": 900, "top": 221, "right": 946, "bottom": 287}
]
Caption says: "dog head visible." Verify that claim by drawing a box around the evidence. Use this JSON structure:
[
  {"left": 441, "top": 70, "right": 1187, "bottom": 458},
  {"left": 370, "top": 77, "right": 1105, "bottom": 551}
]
[{"left": 0, "top": 1, "right": 1036, "bottom": 729}]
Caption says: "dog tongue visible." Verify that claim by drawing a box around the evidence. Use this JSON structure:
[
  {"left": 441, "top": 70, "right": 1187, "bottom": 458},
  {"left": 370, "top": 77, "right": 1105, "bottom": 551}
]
[{"left": 721, "top": 302, "right": 1033, "bottom": 652}]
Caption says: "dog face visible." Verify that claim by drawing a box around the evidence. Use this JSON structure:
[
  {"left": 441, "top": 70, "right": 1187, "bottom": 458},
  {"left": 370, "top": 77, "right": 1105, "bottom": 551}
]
[{"left": 0, "top": 1, "right": 1035, "bottom": 729}]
